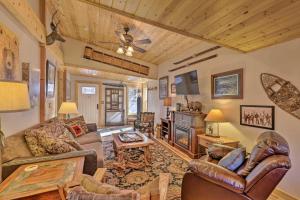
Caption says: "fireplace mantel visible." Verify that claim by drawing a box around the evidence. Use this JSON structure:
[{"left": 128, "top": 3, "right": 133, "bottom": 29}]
[{"left": 172, "top": 111, "right": 206, "bottom": 158}]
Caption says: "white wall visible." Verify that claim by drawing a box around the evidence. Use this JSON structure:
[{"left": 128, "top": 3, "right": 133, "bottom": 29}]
[
  {"left": 0, "top": 4, "right": 40, "bottom": 136},
  {"left": 0, "top": 1, "right": 62, "bottom": 135},
  {"left": 155, "top": 39, "right": 300, "bottom": 199}
]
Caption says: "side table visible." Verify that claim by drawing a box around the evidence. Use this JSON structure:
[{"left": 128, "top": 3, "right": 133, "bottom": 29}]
[{"left": 0, "top": 157, "right": 84, "bottom": 200}]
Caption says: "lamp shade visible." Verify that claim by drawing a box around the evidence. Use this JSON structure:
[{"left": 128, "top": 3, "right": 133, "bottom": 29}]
[
  {"left": 163, "top": 97, "right": 172, "bottom": 106},
  {"left": 0, "top": 81, "right": 30, "bottom": 112},
  {"left": 58, "top": 102, "right": 79, "bottom": 114},
  {"left": 205, "top": 109, "right": 226, "bottom": 122}
]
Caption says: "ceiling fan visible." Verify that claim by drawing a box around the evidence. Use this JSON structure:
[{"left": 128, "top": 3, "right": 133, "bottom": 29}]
[{"left": 97, "top": 26, "right": 151, "bottom": 57}]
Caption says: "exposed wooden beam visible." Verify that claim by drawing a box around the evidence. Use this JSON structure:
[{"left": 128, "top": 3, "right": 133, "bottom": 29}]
[
  {"left": 83, "top": 46, "right": 150, "bottom": 75},
  {"left": 39, "top": 0, "right": 46, "bottom": 122},
  {"left": 0, "top": 0, "right": 46, "bottom": 43},
  {"left": 77, "top": 0, "right": 242, "bottom": 53}
]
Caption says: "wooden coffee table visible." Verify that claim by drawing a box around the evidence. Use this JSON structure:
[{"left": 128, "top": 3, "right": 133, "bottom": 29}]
[
  {"left": 0, "top": 157, "right": 84, "bottom": 200},
  {"left": 112, "top": 132, "right": 154, "bottom": 169}
]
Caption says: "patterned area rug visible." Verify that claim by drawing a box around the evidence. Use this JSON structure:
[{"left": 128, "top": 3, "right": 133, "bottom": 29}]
[{"left": 102, "top": 139, "right": 189, "bottom": 200}]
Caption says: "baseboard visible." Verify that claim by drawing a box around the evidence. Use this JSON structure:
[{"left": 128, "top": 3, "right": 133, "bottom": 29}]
[{"left": 272, "top": 189, "right": 299, "bottom": 200}]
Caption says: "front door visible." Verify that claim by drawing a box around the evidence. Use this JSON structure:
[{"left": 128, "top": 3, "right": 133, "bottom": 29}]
[
  {"left": 105, "top": 88, "right": 124, "bottom": 126},
  {"left": 77, "top": 83, "right": 99, "bottom": 126}
]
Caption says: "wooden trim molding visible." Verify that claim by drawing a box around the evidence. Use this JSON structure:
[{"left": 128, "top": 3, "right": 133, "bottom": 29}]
[
  {"left": 0, "top": 0, "right": 46, "bottom": 43},
  {"left": 83, "top": 46, "right": 150, "bottom": 75}
]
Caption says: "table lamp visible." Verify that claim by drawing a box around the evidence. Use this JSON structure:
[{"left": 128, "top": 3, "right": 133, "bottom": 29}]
[
  {"left": 0, "top": 81, "right": 30, "bottom": 182},
  {"left": 163, "top": 97, "right": 172, "bottom": 119},
  {"left": 58, "top": 102, "right": 79, "bottom": 119},
  {"left": 204, "top": 109, "right": 226, "bottom": 138}
]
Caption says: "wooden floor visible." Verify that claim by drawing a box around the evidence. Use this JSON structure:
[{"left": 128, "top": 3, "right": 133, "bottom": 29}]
[{"left": 155, "top": 138, "right": 298, "bottom": 200}]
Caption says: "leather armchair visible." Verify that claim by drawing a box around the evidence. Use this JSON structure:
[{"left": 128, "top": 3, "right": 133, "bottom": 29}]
[{"left": 182, "top": 131, "right": 291, "bottom": 200}]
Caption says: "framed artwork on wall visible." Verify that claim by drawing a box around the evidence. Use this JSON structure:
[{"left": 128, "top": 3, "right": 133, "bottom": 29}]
[
  {"left": 211, "top": 68, "right": 243, "bottom": 99},
  {"left": 171, "top": 83, "right": 176, "bottom": 94},
  {"left": 240, "top": 105, "right": 275, "bottom": 130},
  {"left": 46, "top": 60, "right": 56, "bottom": 98},
  {"left": 22, "top": 62, "right": 40, "bottom": 108},
  {"left": 159, "top": 76, "right": 168, "bottom": 99},
  {"left": 0, "top": 23, "right": 20, "bottom": 81}
]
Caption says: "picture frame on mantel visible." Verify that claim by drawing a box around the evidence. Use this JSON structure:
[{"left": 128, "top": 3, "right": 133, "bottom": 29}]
[
  {"left": 240, "top": 105, "right": 275, "bottom": 130},
  {"left": 159, "top": 76, "right": 168, "bottom": 99},
  {"left": 211, "top": 68, "right": 243, "bottom": 99}
]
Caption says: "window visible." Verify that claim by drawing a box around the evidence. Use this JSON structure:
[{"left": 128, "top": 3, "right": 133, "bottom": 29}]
[
  {"left": 81, "top": 87, "right": 96, "bottom": 95},
  {"left": 128, "top": 87, "right": 139, "bottom": 115}
]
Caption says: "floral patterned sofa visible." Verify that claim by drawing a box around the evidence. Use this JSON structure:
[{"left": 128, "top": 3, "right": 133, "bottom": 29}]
[{"left": 1, "top": 117, "right": 104, "bottom": 180}]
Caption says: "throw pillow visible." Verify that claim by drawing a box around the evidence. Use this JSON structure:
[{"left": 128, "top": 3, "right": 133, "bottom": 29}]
[
  {"left": 81, "top": 175, "right": 120, "bottom": 194},
  {"left": 25, "top": 128, "right": 49, "bottom": 157},
  {"left": 40, "top": 118, "right": 66, "bottom": 138},
  {"left": 208, "top": 144, "right": 236, "bottom": 160},
  {"left": 218, "top": 148, "right": 246, "bottom": 171},
  {"left": 64, "top": 115, "right": 89, "bottom": 133},
  {"left": 38, "top": 132, "right": 76, "bottom": 154},
  {"left": 58, "top": 129, "right": 83, "bottom": 150},
  {"left": 67, "top": 125, "right": 85, "bottom": 138},
  {"left": 67, "top": 186, "right": 140, "bottom": 200}
]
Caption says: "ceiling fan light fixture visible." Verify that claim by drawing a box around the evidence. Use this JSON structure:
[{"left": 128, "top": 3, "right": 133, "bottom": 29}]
[
  {"left": 127, "top": 46, "right": 134, "bottom": 52},
  {"left": 116, "top": 47, "right": 124, "bottom": 54},
  {"left": 125, "top": 51, "right": 133, "bottom": 57}
]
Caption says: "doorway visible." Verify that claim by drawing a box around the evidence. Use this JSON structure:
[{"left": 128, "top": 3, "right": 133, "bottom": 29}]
[
  {"left": 77, "top": 83, "right": 99, "bottom": 126},
  {"left": 105, "top": 88, "right": 125, "bottom": 126}
]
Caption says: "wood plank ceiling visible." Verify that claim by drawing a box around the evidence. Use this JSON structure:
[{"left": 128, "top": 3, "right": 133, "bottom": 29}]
[
  {"left": 47, "top": 0, "right": 300, "bottom": 65},
  {"left": 47, "top": 0, "right": 203, "bottom": 65}
]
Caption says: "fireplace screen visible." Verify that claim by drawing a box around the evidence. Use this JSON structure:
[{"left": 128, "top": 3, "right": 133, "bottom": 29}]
[{"left": 175, "top": 127, "right": 190, "bottom": 150}]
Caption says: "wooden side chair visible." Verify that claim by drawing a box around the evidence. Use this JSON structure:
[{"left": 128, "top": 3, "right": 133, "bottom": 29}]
[
  {"left": 60, "top": 168, "right": 170, "bottom": 200},
  {"left": 134, "top": 112, "right": 155, "bottom": 137}
]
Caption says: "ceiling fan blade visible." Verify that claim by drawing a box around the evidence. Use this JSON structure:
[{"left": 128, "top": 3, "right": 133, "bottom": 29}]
[
  {"left": 134, "top": 38, "right": 152, "bottom": 45},
  {"left": 115, "top": 31, "right": 126, "bottom": 43},
  {"left": 132, "top": 44, "right": 146, "bottom": 53}
]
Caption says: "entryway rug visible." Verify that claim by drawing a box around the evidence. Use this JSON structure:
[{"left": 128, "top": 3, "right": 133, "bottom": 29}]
[{"left": 103, "top": 138, "right": 189, "bottom": 200}]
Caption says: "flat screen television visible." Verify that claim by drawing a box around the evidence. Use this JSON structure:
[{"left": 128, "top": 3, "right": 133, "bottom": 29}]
[{"left": 175, "top": 70, "right": 200, "bottom": 95}]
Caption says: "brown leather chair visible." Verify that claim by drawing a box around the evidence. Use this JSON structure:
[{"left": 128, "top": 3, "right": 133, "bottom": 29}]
[{"left": 182, "top": 131, "right": 291, "bottom": 200}]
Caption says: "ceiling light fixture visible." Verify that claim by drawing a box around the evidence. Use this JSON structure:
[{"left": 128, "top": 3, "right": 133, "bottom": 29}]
[
  {"left": 125, "top": 51, "right": 133, "bottom": 57},
  {"left": 116, "top": 47, "right": 124, "bottom": 54},
  {"left": 127, "top": 46, "right": 134, "bottom": 52}
]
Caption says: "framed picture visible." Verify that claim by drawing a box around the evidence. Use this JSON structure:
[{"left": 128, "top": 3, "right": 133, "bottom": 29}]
[
  {"left": 66, "top": 79, "right": 71, "bottom": 100},
  {"left": 159, "top": 76, "right": 168, "bottom": 99},
  {"left": 211, "top": 68, "right": 243, "bottom": 99},
  {"left": 46, "top": 60, "right": 56, "bottom": 98},
  {"left": 0, "top": 23, "right": 20, "bottom": 81},
  {"left": 22, "top": 62, "right": 40, "bottom": 108},
  {"left": 240, "top": 105, "right": 275, "bottom": 130},
  {"left": 171, "top": 83, "right": 176, "bottom": 94}
]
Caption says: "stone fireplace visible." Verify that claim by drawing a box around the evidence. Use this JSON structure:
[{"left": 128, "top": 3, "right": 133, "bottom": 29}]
[{"left": 173, "top": 111, "right": 206, "bottom": 158}]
